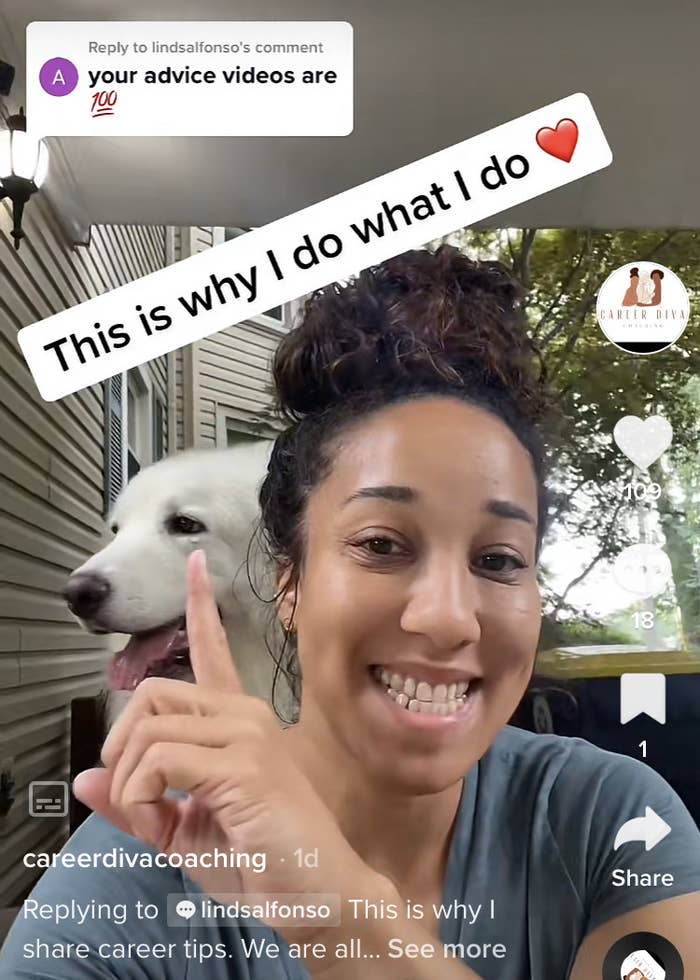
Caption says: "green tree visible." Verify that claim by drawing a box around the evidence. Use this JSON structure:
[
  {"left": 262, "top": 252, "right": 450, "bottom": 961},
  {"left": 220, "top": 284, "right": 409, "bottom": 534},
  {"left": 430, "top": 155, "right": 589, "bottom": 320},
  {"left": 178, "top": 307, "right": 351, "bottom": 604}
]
[{"left": 442, "top": 228, "right": 700, "bottom": 646}]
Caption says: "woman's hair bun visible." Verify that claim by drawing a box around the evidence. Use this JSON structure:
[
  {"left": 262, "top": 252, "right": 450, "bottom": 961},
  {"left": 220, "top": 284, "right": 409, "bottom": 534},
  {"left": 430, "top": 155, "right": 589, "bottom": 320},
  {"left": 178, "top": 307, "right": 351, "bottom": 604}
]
[{"left": 272, "top": 245, "right": 546, "bottom": 422}]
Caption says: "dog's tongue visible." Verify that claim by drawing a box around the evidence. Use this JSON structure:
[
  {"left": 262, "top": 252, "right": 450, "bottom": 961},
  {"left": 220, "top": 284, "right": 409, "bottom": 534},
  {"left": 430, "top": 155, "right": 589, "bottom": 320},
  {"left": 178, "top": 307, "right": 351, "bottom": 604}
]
[{"left": 109, "top": 624, "right": 184, "bottom": 691}]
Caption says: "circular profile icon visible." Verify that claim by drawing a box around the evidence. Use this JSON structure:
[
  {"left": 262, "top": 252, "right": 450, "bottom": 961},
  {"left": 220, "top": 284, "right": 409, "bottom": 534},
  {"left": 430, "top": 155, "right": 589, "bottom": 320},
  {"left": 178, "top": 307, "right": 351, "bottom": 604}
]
[
  {"left": 39, "top": 57, "right": 79, "bottom": 97},
  {"left": 603, "top": 932, "right": 684, "bottom": 980},
  {"left": 596, "top": 262, "right": 689, "bottom": 355}
]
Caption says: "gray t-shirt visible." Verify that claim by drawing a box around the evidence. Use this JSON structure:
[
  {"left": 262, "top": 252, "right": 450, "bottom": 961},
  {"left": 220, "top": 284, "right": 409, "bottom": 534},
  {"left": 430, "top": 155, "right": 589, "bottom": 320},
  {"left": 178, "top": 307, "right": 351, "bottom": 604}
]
[{"left": 2, "top": 727, "right": 699, "bottom": 979}]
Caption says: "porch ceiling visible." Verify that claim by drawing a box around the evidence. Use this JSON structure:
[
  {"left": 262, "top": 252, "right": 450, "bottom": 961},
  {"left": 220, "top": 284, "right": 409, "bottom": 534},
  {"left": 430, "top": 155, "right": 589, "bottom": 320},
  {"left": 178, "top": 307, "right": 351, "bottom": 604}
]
[{"left": 2, "top": 0, "right": 699, "bottom": 229}]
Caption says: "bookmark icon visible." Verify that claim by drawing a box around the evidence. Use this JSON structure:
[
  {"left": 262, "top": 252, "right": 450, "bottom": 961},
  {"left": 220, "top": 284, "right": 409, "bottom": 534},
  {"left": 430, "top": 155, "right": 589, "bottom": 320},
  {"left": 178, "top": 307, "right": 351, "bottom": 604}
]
[{"left": 620, "top": 673, "right": 666, "bottom": 725}]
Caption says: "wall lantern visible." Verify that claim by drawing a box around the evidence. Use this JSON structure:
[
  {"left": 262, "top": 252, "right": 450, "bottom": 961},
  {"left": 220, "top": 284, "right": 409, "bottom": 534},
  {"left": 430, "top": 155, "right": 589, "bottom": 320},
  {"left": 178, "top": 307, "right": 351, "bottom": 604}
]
[{"left": 0, "top": 107, "right": 49, "bottom": 250}]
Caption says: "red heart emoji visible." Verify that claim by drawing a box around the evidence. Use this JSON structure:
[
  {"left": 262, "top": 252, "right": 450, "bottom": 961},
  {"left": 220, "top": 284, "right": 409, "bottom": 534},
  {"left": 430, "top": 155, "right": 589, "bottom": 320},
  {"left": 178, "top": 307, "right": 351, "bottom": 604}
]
[{"left": 535, "top": 118, "right": 578, "bottom": 163}]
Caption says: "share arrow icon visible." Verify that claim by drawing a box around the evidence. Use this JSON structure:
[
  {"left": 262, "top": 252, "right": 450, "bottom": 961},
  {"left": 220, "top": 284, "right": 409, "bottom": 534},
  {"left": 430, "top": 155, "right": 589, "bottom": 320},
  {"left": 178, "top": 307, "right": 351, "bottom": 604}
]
[{"left": 613, "top": 807, "right": 671, "bottom": 852}]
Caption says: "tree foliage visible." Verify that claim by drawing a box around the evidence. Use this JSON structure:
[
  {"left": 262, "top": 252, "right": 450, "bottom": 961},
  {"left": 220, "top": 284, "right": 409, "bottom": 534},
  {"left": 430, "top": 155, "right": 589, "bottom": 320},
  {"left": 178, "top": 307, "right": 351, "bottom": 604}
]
[{"left": 441, "top": 228, "right": 700, "bottom": 642}]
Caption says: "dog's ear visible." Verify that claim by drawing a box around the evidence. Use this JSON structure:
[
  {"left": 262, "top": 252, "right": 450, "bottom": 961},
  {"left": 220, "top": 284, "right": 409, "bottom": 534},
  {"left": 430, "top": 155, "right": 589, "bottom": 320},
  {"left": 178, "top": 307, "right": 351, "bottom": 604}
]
[{"left": 275, "top": 563, "right": 298, "bottom": 632}]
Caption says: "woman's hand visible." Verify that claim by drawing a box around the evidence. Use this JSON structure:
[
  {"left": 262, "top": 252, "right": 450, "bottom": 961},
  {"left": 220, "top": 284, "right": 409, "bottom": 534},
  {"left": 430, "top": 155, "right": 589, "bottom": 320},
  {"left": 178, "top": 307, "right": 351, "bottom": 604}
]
[{"left": 73, "top": 549, "right": 383, "bottom": 942}]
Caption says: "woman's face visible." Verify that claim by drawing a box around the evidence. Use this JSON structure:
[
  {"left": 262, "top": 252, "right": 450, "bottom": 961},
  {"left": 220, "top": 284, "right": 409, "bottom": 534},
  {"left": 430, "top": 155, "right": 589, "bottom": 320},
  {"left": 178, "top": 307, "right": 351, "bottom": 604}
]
[{"left": 287, "top": 397, "right": 542, "bottom": 792}]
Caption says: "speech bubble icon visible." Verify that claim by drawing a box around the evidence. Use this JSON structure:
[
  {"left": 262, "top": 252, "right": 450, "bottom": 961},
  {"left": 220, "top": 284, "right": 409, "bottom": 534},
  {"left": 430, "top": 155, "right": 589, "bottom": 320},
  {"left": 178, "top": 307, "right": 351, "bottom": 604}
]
[
  {"left": 613, "top": 415, "right": 673, "bottom": 470},
  {"left": 620, "top": 673, "right": 666, "bottom": 725},
  {"left": 612, "top": 544, "right": 671, "bottom": 599},
  {"left": 175, "top": 900, "right": 196, "bottom": 920}
]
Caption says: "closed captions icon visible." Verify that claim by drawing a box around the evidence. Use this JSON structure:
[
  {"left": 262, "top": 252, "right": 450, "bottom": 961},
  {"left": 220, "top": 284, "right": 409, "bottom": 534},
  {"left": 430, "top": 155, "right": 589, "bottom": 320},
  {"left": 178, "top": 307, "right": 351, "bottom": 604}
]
[{"left": 29, "top": 780, "right": 69, "bottom": 817}]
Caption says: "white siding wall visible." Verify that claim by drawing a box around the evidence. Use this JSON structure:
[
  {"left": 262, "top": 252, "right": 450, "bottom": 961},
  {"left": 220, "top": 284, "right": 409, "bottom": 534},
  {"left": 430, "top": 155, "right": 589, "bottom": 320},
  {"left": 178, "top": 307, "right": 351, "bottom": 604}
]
[
  {"left": 175, "top": 227, "right": 285, "bottom": 447},
  {"left": 199, "top": 322, "right": 282, "bottom": 444},
  {"left": 0, "top": 192, "right": 167, "bottom": 909},
  {"left": 0, "top": 217, "right": 287, "bottom": 913}
]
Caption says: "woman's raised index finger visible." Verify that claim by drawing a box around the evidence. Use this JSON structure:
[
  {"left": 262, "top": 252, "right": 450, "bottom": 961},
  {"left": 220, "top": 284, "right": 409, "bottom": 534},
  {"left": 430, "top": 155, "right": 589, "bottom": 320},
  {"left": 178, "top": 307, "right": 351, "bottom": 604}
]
[{"left": 186, "top": 550, "right": 243, "bottom": 693}]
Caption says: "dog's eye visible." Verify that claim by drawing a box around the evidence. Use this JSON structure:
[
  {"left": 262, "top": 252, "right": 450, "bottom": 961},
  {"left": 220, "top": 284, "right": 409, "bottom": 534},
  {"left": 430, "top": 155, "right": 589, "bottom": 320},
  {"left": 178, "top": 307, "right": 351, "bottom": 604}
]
[
  {"left": 110, "top": 523, "right": 118, "bottom": 535},
  {"left": 166, "top": 514, "right": 207, "bottom": 535}
]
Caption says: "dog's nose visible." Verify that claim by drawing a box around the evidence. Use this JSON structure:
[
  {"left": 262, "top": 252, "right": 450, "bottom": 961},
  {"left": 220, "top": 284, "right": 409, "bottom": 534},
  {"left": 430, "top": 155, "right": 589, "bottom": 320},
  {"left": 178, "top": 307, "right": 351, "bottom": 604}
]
[{"left": 64, "top": 572, "right": 111, "bottom": 619}]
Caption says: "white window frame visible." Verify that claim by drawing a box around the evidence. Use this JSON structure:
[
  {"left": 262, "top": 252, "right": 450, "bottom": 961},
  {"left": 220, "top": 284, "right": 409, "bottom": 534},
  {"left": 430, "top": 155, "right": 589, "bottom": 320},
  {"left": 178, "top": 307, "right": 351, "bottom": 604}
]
[
  {"left": 214, "top": 404, "right": 277, "bottom": 448},
  {"left": 249, "top": 299, "right": 297, "bottom": 336},
  {"left": 126, "top": 366, "right": 153, "bottom": 473},
  {"left": 122, "top": 365, "right": 162, "bottom": 478},
  {"left": 105, "top": 366, "right": 167, "bottom": 511},
  {"left": 218, "top": 226, "right": 303, "bottom": 335}
]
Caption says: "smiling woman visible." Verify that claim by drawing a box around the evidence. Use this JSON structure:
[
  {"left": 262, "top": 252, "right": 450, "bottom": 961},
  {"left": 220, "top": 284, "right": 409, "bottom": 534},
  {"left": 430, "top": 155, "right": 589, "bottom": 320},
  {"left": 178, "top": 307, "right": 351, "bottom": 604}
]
[
  {"left": 258, "top": 247, "right": 550, "bottom": 778},
  {"left": 2, "top": 247, "right": 700, "bottom": 980}
]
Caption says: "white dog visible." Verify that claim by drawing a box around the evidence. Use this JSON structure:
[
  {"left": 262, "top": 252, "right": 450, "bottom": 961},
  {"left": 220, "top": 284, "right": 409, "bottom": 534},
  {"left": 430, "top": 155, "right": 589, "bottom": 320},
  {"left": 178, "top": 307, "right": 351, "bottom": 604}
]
[{"left": 64, "top": 442, "right": 295, "bottom": 719}]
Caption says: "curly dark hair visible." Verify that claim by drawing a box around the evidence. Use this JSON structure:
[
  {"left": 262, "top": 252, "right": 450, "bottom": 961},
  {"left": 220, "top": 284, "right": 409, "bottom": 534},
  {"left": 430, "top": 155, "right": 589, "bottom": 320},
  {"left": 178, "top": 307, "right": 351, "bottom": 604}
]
[{"left": 255, "top": 245, "right": 555, "bottom": 721}]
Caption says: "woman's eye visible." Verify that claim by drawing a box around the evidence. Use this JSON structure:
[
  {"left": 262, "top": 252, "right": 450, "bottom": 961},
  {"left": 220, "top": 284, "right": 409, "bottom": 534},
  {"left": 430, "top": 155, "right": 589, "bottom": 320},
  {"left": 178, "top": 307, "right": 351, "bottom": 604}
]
[
  {"left": 477, "top": 553, "right": 526, "bottom": 575},
  {"left": 356, "top": 536, "right": 404, "bottom": 557},
  {"left": 166, "top": 514, "right": 207, "bottom": 535}
]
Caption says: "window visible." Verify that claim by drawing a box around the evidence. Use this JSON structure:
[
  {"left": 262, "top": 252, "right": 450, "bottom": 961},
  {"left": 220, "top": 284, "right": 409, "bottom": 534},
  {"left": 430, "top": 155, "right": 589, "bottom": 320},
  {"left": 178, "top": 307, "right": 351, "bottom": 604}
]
[
  {"left": 126, "top": 371, "right": 149, "bottom": 479},
  {"left": 215, "top": 405, "right": 276, "bottom": 448},
  {"left": 152, "top": 392, "right": 165, "bottom": 462},
  {"left": 261, "top": 303, "right": 284, "bottom": 323},
  {"left": 104, "top": 367, "right": 167, "bottom": 514},
  {"left": 223, "top": 226, "right": 290, "bottom": 328},
  {"left": 224, "top": 226, "right": 250, "bottom": 241},
  {"left": 224, "top": 423, "right": 265, "bottom": 448}
]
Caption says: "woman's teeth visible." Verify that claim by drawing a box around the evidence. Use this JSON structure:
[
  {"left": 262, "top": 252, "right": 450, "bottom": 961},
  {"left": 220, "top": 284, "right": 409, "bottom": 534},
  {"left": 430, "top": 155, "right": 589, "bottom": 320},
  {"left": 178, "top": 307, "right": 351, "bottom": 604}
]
[{"left": 372, "top": 666, "right": 471, "bottom": 716}]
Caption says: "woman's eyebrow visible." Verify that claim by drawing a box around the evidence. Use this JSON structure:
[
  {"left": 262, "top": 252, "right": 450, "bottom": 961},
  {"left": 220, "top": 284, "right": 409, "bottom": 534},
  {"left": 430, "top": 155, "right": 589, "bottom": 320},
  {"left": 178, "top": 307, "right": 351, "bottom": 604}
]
[
  {"left": 343, "top": 485, "right": 416, "bottom": 506},
  {"left": 485, "top": 499, "right": 536, "bottom": 527},
  {"left": 343, "top": 485, "right": 536, "bottom": 526}
]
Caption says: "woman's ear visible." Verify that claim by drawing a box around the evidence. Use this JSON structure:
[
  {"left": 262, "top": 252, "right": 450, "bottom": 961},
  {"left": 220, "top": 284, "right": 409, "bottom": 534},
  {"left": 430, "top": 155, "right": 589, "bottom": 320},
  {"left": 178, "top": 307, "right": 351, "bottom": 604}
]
[{"left": 275, "top": 563, "right": 298, "bottom": 633}]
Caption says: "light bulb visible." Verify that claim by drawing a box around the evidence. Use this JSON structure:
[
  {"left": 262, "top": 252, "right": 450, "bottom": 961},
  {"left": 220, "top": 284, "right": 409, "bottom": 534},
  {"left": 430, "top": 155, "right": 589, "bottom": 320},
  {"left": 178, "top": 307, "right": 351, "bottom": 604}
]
[
  {"left": 10, "top": 130, "right": 40, "bottom": 180},
  {"left": 34, "top": 140, "right": 49, "bottom": 187},
  {"left": 0, "top": 130, "right": 11, "bottom": 181}
]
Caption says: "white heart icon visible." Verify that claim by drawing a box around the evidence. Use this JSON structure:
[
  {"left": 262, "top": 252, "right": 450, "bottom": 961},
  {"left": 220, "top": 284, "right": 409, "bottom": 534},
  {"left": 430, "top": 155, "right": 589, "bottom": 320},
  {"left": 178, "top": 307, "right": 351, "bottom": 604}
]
[{"left": 613, "top": 415, "right": 673, "bottom": 471}]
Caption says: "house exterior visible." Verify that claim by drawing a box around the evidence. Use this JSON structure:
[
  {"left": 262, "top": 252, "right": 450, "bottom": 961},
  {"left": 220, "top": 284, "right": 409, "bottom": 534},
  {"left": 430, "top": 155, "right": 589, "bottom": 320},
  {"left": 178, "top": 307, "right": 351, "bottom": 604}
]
[
  {"left": 168, "top": 226, "right": 288, "bottom": 454},
  {"left": 0, "top": 210, "right": 289, "bottom": 929}
]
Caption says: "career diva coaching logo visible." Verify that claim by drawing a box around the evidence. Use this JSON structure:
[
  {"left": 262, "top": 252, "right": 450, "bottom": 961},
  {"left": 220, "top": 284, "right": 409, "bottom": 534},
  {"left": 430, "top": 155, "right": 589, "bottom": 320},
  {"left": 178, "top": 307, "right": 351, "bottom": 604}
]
[{"left": 596, "top": 261, "right": 689, "bottom": 355}]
